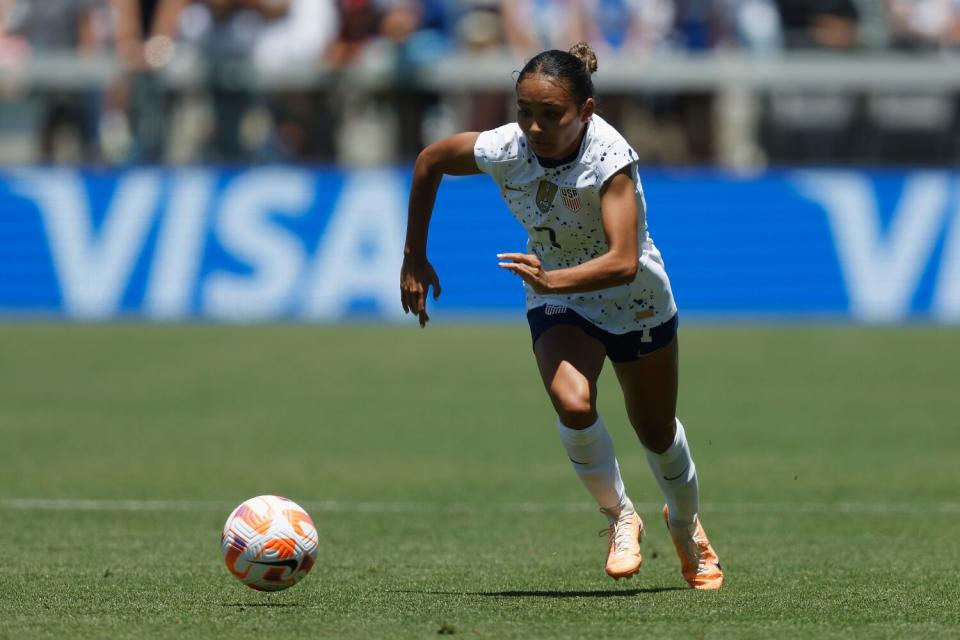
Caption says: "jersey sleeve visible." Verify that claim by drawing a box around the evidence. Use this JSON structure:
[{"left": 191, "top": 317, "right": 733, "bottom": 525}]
[
  {"left": 474, "top": 124, "right": 523, "bottom": 185},
  {"left": 593, "top": 136, "right": 639, "bottom": 187}
]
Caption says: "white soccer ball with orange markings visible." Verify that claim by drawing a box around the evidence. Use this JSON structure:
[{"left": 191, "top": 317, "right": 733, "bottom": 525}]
[{"left": 221, "top": 495, "right": 318, "bottom": 592}]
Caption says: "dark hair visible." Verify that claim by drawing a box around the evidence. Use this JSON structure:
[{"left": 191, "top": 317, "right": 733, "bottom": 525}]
[{"left": 516, "top": 42, "right": 598, "bottom": 105}]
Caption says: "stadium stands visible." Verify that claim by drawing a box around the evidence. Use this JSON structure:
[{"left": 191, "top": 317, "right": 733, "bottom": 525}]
[{"left": 0, "top": 0, "right": 959, "bottom": 166}]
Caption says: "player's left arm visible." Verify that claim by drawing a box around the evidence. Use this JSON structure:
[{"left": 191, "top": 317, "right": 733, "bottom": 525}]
[{"left": 498, "top": 166, "right": 639, "bottom": 294}]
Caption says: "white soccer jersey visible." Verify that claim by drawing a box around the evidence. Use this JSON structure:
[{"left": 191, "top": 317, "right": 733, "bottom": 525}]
[{"left": 474, "top": 115, "right": 677, "bottom": 333}]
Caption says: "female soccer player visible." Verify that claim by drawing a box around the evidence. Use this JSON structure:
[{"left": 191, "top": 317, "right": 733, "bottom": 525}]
[{"left": 399, "top": 43, "right": 723, "bottom": 589}]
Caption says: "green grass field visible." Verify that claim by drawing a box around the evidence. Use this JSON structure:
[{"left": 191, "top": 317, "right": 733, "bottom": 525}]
[{"left": 1, "top": 323, "right": 959, "bottom": 639}]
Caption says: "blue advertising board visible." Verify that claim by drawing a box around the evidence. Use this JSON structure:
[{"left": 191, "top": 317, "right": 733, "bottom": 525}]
[{"left": 1, "top": 167, "right": 959, "bottom": 323}]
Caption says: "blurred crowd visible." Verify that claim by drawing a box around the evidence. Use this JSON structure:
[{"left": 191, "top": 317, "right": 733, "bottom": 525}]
[{"left": 1, "top": 0, "right": 959, "bottom": 166}]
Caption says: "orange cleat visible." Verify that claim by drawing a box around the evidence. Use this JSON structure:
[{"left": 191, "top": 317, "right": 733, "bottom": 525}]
[
  {"left": 663, "top": 505, "right": 724, "bottom": 590},
  {"left": 599, "top": 507, "right": 643, "bottom": 580}
]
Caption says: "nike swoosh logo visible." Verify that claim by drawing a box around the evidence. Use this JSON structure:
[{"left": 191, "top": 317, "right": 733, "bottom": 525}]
[
  {"left": 504, "top": 185, "right": 524, "bottom": 192},
  {"left": 568, "top": 457, "right": 589, "bottom": 465},
  {"left": 663, "top": 466, "right": 688, "bottom": 482},
  {"left": 250, "top": 558, "right": 299, "bottom": 571}
]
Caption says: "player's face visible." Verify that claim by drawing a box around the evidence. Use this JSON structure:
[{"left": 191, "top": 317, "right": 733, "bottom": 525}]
[{"left": 516, "top": 74, "right": 594, "bottom": 160}]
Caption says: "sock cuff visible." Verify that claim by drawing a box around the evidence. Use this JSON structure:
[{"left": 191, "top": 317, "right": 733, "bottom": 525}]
[
  {"left": 670, "top": 418, "right": 687, "bottom": 451},
  {"left": 556, "top": 416, "right": 605, "bottom": 446},
  {"left": 644, "top": 418, "right": 688, "bottom": 464},
  {"left": 601, "top": 494, "right": 633, "bottom": 518}
]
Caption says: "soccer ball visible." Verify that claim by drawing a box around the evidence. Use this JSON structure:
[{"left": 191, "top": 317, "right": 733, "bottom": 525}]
[{"left": 221, "top": 495, "right": 318, "bottom": 592}]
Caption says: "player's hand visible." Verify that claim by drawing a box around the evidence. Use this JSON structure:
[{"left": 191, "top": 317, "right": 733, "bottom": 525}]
[
  {"left": 497, "top": 253, "right": 553, "bottom": 294},
  {"left": 400, "top": 256, "right": 442, "bottom": 327}
]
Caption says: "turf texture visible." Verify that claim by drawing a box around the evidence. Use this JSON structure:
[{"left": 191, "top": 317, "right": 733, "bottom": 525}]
[{"left": 1, "top": 323, "right": 958, "bottom": 638}]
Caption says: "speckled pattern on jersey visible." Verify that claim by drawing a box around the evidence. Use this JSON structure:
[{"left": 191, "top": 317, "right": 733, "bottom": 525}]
[{"left": 474, "top": 115, "right": 677, "bottom": 333}]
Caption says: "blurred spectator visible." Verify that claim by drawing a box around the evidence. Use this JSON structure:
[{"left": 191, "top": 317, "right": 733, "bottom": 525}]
[
  {"left": 887, "top": 0, "right": 960, "bottom": 50},
  {"left": 455, "top": 0, "right": 504, "bottom": 52},
  {"left": 253, "top": 0, "right": 338, "bottom": 70},
  {"left": 329, "top": 0, "right": 458, "bottom": 163},
  {"left": 176, "top": 0, "right": 291, "bottom": 162},
  {"left": 381, "top": 0, "right": 455, "bottom": 62},
  {"left": 718, "top": 0, "right": 782, "bottom": 53},
  {"left": 0, "top": 0, "right": 105, "bottom": 53},
  {"left": 378, "top": 1, "right": 457, "bottom": 158},
  {"left": 326, "top": 0, "right": 382, "bottom": 70},
  {"left": 579, "top": 0, "right": 675, "bottom": 53},
  {"left": 673, "top": 0, "right": 716, "bottom": 50},
  {"left": 775, "top": 0, "right": 860, "bottom": 50},
  {"left": 108, "top": 0, "right": 190, "bottom": 163},
  {"left": 251, "top": 0, "right": 339, "bottom": 161},
  {"left": 0, "top": 0, "right": 113, "bottom": 163},
  {"left": 501, "top": 0, "right": 584, "bottom": 55},
  {"left": 113, "top": 0, "right": 189, "bottom": 69},
  {"left": 448, "top": 1, "right": 507, "bottom": 135},
  {"left": 185, "top": 0, "right": 291, "bottom": 60},
  {"left": 321, "top": 0, "right": 384, "bottom": 164}
]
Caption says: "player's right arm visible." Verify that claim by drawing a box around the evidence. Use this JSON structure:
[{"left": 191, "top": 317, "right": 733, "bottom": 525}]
[{"left": 401, "top": 132, "right": 482, "bottom": 327}]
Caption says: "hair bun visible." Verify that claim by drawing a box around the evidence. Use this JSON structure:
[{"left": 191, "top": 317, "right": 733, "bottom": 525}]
[{"left": 568, "top": 42, "right": 598, "bottom": 74}]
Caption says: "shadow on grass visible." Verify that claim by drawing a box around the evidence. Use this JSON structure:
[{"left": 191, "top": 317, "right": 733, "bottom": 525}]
[
  {"left": 221, "top": 603, "right": 300, "bottom": 608},
  {"left": 393, "top": 587, "right": 685, "bottom": 598},
  {"left": 484, "top": 587, "right": 686, "bottom": 597}
]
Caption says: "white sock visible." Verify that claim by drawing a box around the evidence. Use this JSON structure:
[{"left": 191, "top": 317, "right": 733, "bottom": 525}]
[
  {"left": 644, "top": 418, "right": 700, "bottom": 528},
  {"left": 556, "top": 416, "right": 628, "bottom": 513}
]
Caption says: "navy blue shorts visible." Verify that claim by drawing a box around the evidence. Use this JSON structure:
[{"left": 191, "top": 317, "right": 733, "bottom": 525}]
[{"left": 527, "top": 306, "right": 678, "bottom": 362}]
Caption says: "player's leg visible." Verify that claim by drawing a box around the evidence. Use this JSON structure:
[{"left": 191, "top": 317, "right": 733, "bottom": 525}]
[
  {"left": 533, "top": 324, "right": 616, "bottom": 505},
  {"left": 611, "top": 334, "right": 723, "bottom": 589},
  {"left": 610, "top": 335, "right": 691, "bottom": 512},
  {"left": 532, "top": 324, "right": 643, "bottom": 579}
]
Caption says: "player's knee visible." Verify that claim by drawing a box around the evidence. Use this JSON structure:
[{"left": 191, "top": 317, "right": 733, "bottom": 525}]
[
  {"left": 550, "top": 381, "right": 596, "bottom": 428},
  {"left": 633, "top": 417, "right": 676, "bottom": 453}
]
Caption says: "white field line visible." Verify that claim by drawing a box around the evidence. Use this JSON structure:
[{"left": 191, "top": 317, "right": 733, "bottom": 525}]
[{"left": 0, "top": 498, "right": 958, "bottom": 515}]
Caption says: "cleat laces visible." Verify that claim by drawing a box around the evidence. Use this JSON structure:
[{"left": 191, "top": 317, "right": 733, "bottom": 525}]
[
  {"left": 599, "top": 509, "right": 639, "bottom": 553},
  {"left": 677, "top": 524, "right": 709, "bottom": 573}
]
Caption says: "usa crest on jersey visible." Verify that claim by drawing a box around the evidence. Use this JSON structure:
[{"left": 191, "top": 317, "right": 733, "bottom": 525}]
[{"left": 560, "top": 187, "right": 581, "bottom": 211}]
